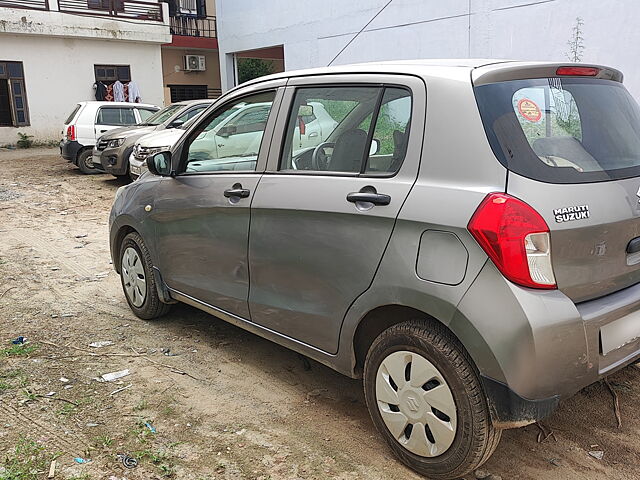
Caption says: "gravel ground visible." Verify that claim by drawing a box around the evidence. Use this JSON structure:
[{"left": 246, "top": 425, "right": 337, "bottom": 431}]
[{"left": 1, "top": 147, "right": 639, "bottom": 480}]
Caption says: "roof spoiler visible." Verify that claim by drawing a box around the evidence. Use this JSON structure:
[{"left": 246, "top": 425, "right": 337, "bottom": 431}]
[{"left": 472, "top": 63, "right": 623, "bottom": 86}]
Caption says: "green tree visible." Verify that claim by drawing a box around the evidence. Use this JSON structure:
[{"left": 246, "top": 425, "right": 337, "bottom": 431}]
[{"left": 237, "top": 58, "right": 275, "bottom": 85}]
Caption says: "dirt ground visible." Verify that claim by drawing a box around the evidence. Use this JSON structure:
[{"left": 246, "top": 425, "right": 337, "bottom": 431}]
[{"left": 0, "top": 147, "right": 639, "bottom": 480}]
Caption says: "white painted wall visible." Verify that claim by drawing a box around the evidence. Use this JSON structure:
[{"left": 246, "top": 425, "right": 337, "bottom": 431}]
[
  {"left": 216, "top": 0, "right": 640, "bottom": 98},
  {"left": 1, "top": 4, "right": 171, "bottom": 44},
  {"left": 0, "top": 36, "right": 165, "bottom": 143}
]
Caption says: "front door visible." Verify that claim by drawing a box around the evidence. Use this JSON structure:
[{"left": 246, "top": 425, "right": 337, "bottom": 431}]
[
  {"left": 151, "top": 90, "right": 278, "bottom": 318},
  {"left": 248, "top": 81, "right": 421, "bottom": 353}
]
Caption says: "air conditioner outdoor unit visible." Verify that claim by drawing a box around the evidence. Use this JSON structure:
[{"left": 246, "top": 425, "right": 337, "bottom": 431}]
[{"left": 184, "top": 55, "right": 206, "bottom": 72}]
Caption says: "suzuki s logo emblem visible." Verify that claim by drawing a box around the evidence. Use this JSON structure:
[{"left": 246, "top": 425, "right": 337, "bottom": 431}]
[{"left": 405, "top": 396, "right": 420, "bottom": 412}]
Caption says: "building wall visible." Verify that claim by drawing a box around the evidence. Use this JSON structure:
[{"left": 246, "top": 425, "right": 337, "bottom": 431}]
[
  {"left": 216, "top": 0, "right": 640, "bottom": 97},
  {"left": 0, "top": 35, "right": 165, "bottom": 144},
  {"left": 161, "top": 47, "right": 222, "bottom": 104}
]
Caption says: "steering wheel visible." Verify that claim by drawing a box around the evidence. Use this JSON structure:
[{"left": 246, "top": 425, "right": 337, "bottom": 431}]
[{"left": 311, "top": 142, "right": 335, "bottom": 170}]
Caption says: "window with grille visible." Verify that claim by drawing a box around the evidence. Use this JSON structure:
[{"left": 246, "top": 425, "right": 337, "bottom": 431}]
[
  {"left": 169, "top": 84, "right": 208, "bottom": 102},
  {"left": 95, "top": 65, "right": 131, "bottom": 84}
]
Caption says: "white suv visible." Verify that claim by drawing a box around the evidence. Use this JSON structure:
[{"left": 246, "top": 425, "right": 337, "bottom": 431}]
[{"left": 59, "top": 101, "right": 159, "bottom": 174}]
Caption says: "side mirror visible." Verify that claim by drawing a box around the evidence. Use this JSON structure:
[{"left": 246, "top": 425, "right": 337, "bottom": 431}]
[
  {"left": 370, "top": 138, "right": 381, "bottom": 156},
  {"left": 169, "top": 119, "right": 184, "bottom": 129},
  {"left": 147, "top": 151, "right": 172, "bottom": 176},
  {"left": 217, "top": 125, "right": 237, "bottom": 138},
  {"left": 298, "top": 104, "right": 314, "bottom": 117}
]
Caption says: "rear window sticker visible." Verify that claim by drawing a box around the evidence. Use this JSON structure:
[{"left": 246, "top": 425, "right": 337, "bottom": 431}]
[{"left": 517, "top": 98, "right": 542, "bottom": 122}]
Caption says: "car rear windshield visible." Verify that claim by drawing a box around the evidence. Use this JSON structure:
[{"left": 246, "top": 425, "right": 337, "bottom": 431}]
[
  {"left": 141, "top": 104, "right": 184, "bottom": 126},
  {"left": 474, "top": 78, "right": 640, "bottom": 183},
  {"left": 64, "top": 104, "right": 81, "bottom": 125}
]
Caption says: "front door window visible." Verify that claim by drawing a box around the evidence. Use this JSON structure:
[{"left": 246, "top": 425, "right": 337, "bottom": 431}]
[{"left": 184, "top": 91, "right": 276, "bottom": 173}]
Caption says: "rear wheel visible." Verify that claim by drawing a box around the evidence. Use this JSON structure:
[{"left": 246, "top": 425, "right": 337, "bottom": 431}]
[
  {"left": 363, "top": 320, "right": 500, "bottom": 480},
  {"left": 120, "top": 232, "right": 171, "bottom": 320},
  {"left": 77, "top": 149, "right": 100, "bottom": 175}
]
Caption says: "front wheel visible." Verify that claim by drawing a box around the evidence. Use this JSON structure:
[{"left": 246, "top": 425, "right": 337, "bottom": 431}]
[
  {"left": 363, "top": 320, "right": 500, "bottom": 480},
  {"left": 119, "top": 232, "right": 171, "bottom": 320},
  {"left": 77, "top": 149, "right": 100, "bottom": 175}
]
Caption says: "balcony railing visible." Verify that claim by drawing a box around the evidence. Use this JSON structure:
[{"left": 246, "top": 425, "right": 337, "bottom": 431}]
[
  {"left": 0, "top": 0, "right": 49, "bottom": 10},
  {"left": 58, "top": 0, "right": 163, "bottom": 21},
  {"left": 170, "top": 15, "right": 216, "bottom": 38}
]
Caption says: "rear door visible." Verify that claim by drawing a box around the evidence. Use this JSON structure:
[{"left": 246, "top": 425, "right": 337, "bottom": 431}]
[
  {"left": 474, "top": 66, "right": 640, "bottom": 303},
  {"left": 95, "top": 106, "right": 137, "bottom": 140},
  {"left": 247, "top": 75, "right": 424, "bottom": 353}
]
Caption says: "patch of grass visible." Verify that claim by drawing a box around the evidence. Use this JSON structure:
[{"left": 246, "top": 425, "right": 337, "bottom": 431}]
[
  {"left": 0, "top": 437, "right": 55, "bottom": 480},
  {"left": 93, "top": 435, "right": 113, "bottom": 448},
  {"left": 0, "top": 382, "right": 11, "bottom": 392},
  {"left": 66, "top": 475, "right": 91, "bottom": 480},
  {"left": 57, "top": 402, "right": 77, "bottom": 416},
  {"left": 21, "top": 389, "right": 37, "bottom": 402},
  {"left": 161, "top": 405, "right": 176, "bottom": 416},
  {"left": 133, "top": 399, "right": 148, "bottom": 411},
  {"left": 0, "top": 369, "right": 23, "bottom": 379},
  {"left": 134, "top": 448, "right": 176, "bottom": 478},
  {"left": 1, "top": 343, "right": 39, "bottom": 357}
]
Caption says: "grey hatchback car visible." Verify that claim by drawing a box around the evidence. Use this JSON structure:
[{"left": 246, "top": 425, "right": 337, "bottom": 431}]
[{"left": 109, "top": 60, "right": 640, "bottom": 479}]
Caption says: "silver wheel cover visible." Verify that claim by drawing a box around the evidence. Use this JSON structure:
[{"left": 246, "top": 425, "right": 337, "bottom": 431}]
[
  {"left": 121, "top": 247, "right": 146, "bottom": 308},
  {"left": 376, "top": 350, "right": 457, "bottom": 457}
]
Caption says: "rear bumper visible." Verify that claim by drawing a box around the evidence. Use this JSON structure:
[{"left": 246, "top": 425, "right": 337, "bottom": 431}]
[
  {"left": 60, "top": 139, "right": 82, "bottom": 163},
  {"left": 456, "top": 261, "right": 640, "bottom": 426}
]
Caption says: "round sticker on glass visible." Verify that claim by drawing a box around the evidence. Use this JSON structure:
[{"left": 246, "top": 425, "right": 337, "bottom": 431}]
[{"left": 517, "top": 98, "right": 542, "bottom": 122}]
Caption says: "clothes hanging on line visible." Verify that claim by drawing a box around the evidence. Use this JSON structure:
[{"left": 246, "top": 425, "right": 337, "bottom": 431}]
[
  {"left": 93, "top": 81, "right": 107, "bottom": 101},
  {"left": 113, "top": 80, "right": 125, "bottom": 102},
  {"left": 127, "top": 81, "right": 141, "bottom": 103}
]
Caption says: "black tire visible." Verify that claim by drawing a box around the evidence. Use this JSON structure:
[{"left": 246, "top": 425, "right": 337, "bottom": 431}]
[
  {"left": 119, "top": 232, "right": 171, "bottom": 320},
  {"left": 77, "top": 149, "right": 100, "bottom": 175},
  {"left": 363, "top": 320, "right": 501, "bottom": 480}
]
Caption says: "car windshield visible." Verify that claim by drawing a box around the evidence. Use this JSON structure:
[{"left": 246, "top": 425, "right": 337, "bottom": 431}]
[
  {"left": 474, "top": 77, "right": 640, "bottom": 183},
  {"left": 140, "top": 104, "right": 184, "bottom": 126}
]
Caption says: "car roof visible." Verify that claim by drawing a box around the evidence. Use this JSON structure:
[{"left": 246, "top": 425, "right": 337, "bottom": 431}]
[
  {"left": 233, "top": 59, "right": 622, "bottom": 90},
  {"left": 78, "top": 101, "right": 158, "bottom": 108},
  {"left": 172, "top": 99, "right": 216, "bottom": 106}
]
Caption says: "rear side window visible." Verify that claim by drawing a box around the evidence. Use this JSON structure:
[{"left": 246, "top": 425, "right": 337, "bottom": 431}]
[
  {"left": 475, "top": 78, "right": 640, "bottom": 183},
  {"left": 97, "top": 107, "right": 136, "bottom": 126},
  {"left": 279, "top": 86, "right": 412, "bottom": 175},
  {"left": 65, "top": 104, "right": 81, "bottom": 124}
]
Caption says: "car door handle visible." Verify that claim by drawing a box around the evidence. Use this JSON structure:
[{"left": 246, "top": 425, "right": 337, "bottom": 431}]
[
  {"left": 308, "top": 132, "right": 319, "bottom": 138},
  {"left": 224, "top": 186, "right": 250, "bottom": 198},
  {"left": 100, "top": 129, "right": 108, "bottom": 133},
  {"left": 346, "top": 191, "right": 391, "bottom": 206}
]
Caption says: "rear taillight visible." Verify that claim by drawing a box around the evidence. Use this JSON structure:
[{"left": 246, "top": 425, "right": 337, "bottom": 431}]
[
  {"left": 298, "top": 117, "right": 306, "bottom": 135},
  {"left": 468, "top": 193, "right": 556, "bottom": 289},
  {"left": 66, "top": 125, "right": 76, "bottom": 141},
  {"left": 556, "top": 66, "right": 599, "bottom": 76}
]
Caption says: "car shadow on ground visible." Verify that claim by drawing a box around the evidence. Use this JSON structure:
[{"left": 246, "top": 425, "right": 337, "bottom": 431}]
[
  {"left": 143, "top": 300, "right": 640, "bottom": 478},
  {"left": 149, "top": 301, "right": 368, "bottom": 413}
]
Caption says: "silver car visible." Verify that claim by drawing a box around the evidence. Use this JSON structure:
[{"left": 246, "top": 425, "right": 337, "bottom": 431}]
[{"left": 109, "top": 60, "right": 640, "bottom": 479}]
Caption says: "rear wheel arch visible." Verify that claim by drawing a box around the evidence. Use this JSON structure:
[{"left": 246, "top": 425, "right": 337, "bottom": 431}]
[
  {"left": 75, "top": 146, "right": 93, "bottom": 165},
  {"left": 352, "top": 305, "right": 502, "bottom": 384},
  {"left": 353, "top": 305, "right": 448, "bottom": 377}
]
